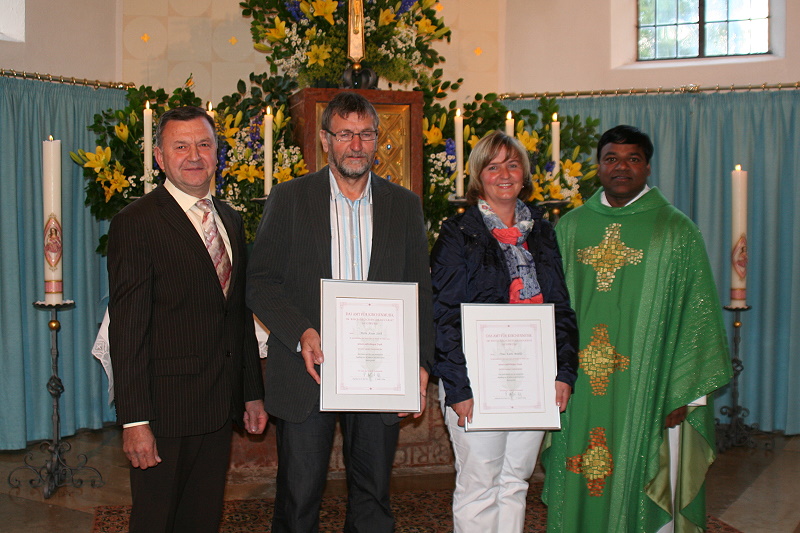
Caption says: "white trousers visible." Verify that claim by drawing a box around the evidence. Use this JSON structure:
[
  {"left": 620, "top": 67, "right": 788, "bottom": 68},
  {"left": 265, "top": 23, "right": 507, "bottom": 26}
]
[{"left": 443, "top": 404, "right": 545, "bottom": 533}]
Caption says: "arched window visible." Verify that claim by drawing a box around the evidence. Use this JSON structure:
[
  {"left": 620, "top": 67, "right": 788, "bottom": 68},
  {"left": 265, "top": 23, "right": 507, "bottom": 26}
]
[{"left": 637, "top": 0, "right": 769, "bottom": 60}]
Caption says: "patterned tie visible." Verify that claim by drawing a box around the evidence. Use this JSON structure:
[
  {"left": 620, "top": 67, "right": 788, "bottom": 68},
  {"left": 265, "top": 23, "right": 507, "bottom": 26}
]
[{"left": 196, "top": 199, "right": 232, "bottom": 296}]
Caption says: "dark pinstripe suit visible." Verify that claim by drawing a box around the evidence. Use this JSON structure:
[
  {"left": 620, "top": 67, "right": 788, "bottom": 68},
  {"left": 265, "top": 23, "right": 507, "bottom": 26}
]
[
  {"left": 108, "top": 184, "right": 263, "bottom": 530},
  {"left": 246, "top": 167, "right": 434, "bottom": 532}
]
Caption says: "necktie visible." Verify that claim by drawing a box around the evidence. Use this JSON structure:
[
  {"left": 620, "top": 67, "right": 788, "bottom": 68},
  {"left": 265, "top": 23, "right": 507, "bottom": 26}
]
[{"left": 196, "top": 199, "right": 232, "bottom": 296}]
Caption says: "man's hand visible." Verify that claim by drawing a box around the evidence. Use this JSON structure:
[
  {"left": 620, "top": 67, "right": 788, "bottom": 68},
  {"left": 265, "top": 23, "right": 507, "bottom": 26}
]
[
  {"left": 399, "top": 367, "right": 429, "bottom": 419},
  {"left": 555, "top": 381, "right": 572, "bottom": 413},
  {"left": 123, "top": 425, "right": 161, "bottom": 470},
  {"left": 451, "top": 398, "right": 474, "bottom": 427},
  {"left": 300, "top": 328, "right": 324, "bottom": 384},
  {"left": 665, "top": 406, "right": 688, "bottom": 428},
  {"left": 243, "top": 399, "right": 268, "bottom": 434}
]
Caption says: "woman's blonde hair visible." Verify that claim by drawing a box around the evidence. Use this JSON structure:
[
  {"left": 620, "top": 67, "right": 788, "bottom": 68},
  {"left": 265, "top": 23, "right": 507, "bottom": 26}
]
[{"left": 465, "top": 130, "right": 532, "bottom": 205}]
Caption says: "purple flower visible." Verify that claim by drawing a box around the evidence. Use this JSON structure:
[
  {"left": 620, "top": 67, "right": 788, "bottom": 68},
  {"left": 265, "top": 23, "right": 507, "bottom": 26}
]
[
  {"left": 398, "top": 0, "right": 418, "bottom": 15},
  {"left": 545, "top": 160, "right": 556, "bottom": 173},
  {"left": 285, "top": 1, "right": 306, "bottom": 21}
]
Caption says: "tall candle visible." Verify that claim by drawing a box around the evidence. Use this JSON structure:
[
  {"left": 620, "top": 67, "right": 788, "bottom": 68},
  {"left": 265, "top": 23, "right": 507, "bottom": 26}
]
[
  {"left": 551, "top": 113, "right": 560, "bottom": 174},
  {"left": 143, "top": 101, "right": 153, "bottom": 194},
  {"left": 264, "top": 106, "right": 274, "bottom": 195},
  {"left": 730, "top": 164, "right": 748, "bottom": 307},
  {"left": 207, "top": 103, "right": 217, "bottom": 195},
  {"left": 505, "top": 111, "right": 514, "bottom": 137},
  {"left": 43, "top": 136, "right": 63, "bottom": 305},
  {"left": 454, "top": 109, "right": 464, "bottom": 198}
]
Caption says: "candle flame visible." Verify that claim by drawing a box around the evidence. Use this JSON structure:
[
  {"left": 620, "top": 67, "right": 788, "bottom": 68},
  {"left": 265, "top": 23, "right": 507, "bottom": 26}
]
[
  {"left": 506, "top": 111, "right": 512, "bottom": 120},
  {"left": 207, "top": 102, "right": 213, "bottom": 112},
  {"left": 267, "top": 106, "right": 272, "bottom": 115},
  {"left": 552, "top": 113, "right": 558, "bottom": 122},
  {"left": 48, "top": 135, "right": 54, "bottom": 141},
  {"left": 735, "top": 164, "right": 742, "bottom": 171},
  {"left": 456, "top": 109, "right": 461, "bottom": 118},
  {"left": 145, "top": 100, "right": 150, "bottom": 110}
]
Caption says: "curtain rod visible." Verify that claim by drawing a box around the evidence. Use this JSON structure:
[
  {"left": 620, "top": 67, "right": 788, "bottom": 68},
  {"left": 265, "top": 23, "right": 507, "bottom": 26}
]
[
  {"left": 0, "top": 68, "right": 134, "bottom": 90},
  {"left": 499, "top": 81, "right": 800, "bottom": 100}
]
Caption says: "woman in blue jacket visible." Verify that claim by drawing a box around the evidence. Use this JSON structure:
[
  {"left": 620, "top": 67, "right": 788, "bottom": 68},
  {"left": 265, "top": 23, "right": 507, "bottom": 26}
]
[{"left": 431, "top": 131, "right": 578, "bottom": 533}]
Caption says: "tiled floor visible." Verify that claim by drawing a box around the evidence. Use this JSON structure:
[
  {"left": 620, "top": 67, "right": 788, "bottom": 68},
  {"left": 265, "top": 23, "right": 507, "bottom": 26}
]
[{"left": 1, "top": 426, "right": 797, "bottom": 532}]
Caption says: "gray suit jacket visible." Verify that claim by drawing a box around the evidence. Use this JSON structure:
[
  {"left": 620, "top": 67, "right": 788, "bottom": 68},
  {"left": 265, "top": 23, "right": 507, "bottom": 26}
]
[
  {"left": 108, "top": 185, "right": 264, "bottom": 437},
  {"left": 246, "top": 167, "right": 434, "bottom": 424}
]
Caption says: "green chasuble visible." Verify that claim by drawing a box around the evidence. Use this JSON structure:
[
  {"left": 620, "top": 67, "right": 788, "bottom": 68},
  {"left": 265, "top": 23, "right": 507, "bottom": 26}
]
[{"left": 543, "top": 188, "right": 732, "bottom": 533}]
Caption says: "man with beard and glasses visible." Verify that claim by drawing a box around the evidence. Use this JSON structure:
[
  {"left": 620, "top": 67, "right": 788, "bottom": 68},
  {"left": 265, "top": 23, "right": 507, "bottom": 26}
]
[{"left": 247, "top": 91, "right": 434, "bottom": 533}]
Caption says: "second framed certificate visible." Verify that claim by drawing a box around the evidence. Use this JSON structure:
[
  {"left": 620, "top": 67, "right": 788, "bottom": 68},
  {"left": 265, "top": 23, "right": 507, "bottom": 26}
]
[
  {"left": 320, "top": 279, "right": 420, "bottom": 413},
  {"left": 461, "top": 303, "right": 561, "bottom": 431}
]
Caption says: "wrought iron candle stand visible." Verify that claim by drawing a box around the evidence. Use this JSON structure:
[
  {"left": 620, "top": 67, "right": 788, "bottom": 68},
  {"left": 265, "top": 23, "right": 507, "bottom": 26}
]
[
  {"left": 715, "top": 305, "right": 772, "bottom": 452},
  {"left": 7, "top": 301, "right": 104, "bottom": 498}
]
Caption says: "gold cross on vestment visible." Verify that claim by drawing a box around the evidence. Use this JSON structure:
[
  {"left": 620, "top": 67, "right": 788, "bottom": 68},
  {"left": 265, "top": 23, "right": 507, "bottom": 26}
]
[
  {"left": 576, "top": 223, "right": 643, "bottom": 292},
  {"left": 579, "top": 324, "right": 630, "bottom": 396}
]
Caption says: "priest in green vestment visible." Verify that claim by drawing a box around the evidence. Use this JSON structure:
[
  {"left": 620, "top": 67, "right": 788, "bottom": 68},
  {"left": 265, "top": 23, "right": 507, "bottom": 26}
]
[{"left": 543, "top": 125, "right": 732, "bottom": 532}]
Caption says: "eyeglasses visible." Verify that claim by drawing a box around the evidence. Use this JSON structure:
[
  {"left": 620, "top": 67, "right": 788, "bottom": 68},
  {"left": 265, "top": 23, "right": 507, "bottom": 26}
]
[{"left": 324, "top": 129, "right": 379, "bottom": 142}]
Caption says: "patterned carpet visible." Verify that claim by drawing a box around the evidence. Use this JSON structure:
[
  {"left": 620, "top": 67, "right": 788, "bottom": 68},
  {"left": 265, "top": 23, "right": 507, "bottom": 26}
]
[{"left": 92, "top": 483, "right": 742, "bottom": 532}]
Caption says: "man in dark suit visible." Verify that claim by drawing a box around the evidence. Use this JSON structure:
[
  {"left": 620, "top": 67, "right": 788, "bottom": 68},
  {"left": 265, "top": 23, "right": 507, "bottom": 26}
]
[
  {"left": 247, "top": 92, "right": 434, "bottom": 533},
  {"left": 108, "top": 106, "right": 267, "bottom": 533}
]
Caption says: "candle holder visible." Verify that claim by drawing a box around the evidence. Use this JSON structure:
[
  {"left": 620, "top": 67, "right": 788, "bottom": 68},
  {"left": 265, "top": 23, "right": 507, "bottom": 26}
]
[
  {"left": 7, "top": 301, "right": 104, "bottom": 498},
  {"left": 447, "top": 193, "right": 469, "bottom": 214},
  {"left": 715, "top": 305, "right": 773, "bottom": 452}
]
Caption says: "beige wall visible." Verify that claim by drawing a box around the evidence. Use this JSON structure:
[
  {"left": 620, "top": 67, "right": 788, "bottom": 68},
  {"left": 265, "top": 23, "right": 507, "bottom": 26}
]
[
  {"left": 0, "top": 0, "right": 119, "bottom": 82},
  {"left": 503, "top": 0, "right": 798, "bottom": 94},
  {"left": 2, "top": 0, "right": 797, "bottom": 102}
]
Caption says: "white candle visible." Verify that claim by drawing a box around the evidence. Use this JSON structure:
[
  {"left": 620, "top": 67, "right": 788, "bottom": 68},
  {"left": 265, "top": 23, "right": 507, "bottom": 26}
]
[
  {"left": 264, "top": 106, "right": 274, "bottom": 195},
  {"left": 43, "top": 136, "right": 63, "bottom": 305},
  {"left": 207, "top": 102, "right": 217, "bottom": 195},
  {"left": 454, "top": 109, "right": 464, "bottom": 198},
  {"left": 143, "top": 101, "right": 153, "bottom": 194},
  {"left": 505, "top": 111, "right": 514, "bottom": 137},
  {"left": 551, "top": 113, "right": 560, "bottom": 174},
  {"left": 730, "top": 164, "right": 748, "bottom": 307}
]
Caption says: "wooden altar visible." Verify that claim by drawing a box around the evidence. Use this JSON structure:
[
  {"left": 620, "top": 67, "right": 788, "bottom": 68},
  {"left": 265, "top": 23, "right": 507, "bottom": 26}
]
[{"left": 227, "top": 88, "right": 453, "bottom": 484}]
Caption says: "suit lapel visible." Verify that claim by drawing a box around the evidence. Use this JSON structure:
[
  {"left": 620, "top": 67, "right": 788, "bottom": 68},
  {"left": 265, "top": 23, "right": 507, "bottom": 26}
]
[
  {"left": 215, "top": 197, "right": 243, "bottom": 299},
  {"left": 368, "top": 174, "right": 393, "bottom": 280},
  {"left": 307, "top": 170, "right": 333, "bottom": 279},
  {"left": 153, "top": 187, "right": 225, "bottom": 300}
]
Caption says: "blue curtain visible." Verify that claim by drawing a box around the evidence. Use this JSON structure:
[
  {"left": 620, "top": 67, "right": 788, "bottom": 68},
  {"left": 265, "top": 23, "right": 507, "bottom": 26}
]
[
  {"left": 506, "top": 91, "right": 800, "bottom": 434},
  {"left": 0, "top": 77, "right": 125, "bottom": 449}
]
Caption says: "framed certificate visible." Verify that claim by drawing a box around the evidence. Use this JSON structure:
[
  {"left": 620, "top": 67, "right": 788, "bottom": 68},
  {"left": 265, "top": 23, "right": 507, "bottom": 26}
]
[
  {"left": 461, "top": 303, "right": 561, "bottom": 431},
  {"left": 320, "top": 279, "right": 420, "bottom": 412}
]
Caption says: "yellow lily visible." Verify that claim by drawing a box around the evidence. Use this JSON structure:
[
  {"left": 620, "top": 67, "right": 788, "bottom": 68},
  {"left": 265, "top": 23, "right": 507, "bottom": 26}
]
[
  {"left": 569, "top": 192, "right": 584, "bottom": 208},
  {"left": 266, "top": 16, "right": 286, "bottom": 42},
  {"left": 222, "top": 115, "right": 240, "bottom": 148},
  {"left": 307, "top": 44, "right": 332, "bottom": 67},
  {"left": 422, "top": 125, "right": 444, "bottom": 147},
  {"left": 417, "top": 17, "right": 437, "bottom": 34},
  {"left": 529, "top": 179, "right": 545, "bottom": 202},
  {"left": 311, "top": 0, "right": 338, "bottom": 25},
  {"left": 379, "top": 8, "right": 396, "bottom": 26},
  {"left": 232, "top": 163, "right": 262, "bottom": 183},
  {"left": 562, "top": 159, "right": 583, "bottom": 178},
  {"left": 467, "top": 134, "right": 481, "bottom": 149},
  {"left": 305, "top": 27, "right": 317, "bottom": 40},
  {"left": 299, "top": 0, "right": 312, "bottom": 18},
  {"left": 274, "top": 166, "right": 293, "bottom": 183},
  {"left": 114, "top": 123, "right": 129, "bottom": 143},
  {"left": 547, "top": 182, "right": 564, "bottom": 200},
  {"left": 84, "top": 146, "right": 112, "bottom": 173},
  {"left": 516, "top": 130, "right": 539, "bottom": 153},
  {"left": 293, "top": 160, "right": 309, "bottom": 176}
]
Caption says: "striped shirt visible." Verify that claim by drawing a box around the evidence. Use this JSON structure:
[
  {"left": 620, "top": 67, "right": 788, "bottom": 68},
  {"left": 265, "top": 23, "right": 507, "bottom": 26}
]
[{"left": 329, "top": 171, "right": 373, "bottom": 281}]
